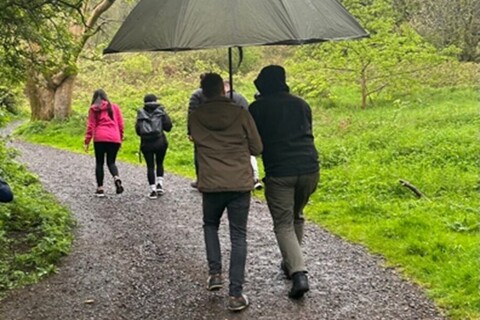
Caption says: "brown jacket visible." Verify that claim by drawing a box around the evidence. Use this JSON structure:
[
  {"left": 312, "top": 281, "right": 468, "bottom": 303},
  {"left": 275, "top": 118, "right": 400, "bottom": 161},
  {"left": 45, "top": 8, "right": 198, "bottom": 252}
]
[{"left": 189, "top": 96, "right": 263, "bottom": 193}]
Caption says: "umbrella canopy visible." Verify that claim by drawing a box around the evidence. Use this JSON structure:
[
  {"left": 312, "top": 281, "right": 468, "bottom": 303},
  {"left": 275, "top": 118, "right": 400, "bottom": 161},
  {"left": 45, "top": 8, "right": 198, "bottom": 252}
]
[{"left": 103, "top": 0, "right": 368, "bottom": 54}]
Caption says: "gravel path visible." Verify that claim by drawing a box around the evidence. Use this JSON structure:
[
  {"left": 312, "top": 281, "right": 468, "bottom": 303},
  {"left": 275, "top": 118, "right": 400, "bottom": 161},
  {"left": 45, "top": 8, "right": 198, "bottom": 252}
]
[{"left": 0, "top": 140, "right": 445, "bottom": 320}]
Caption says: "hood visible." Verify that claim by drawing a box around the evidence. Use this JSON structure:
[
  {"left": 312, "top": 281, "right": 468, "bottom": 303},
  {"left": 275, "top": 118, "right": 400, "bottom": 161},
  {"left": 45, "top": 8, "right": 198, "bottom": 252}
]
[
  {"left": 254, "top": 65, "right": 290, "bottom": 96},
  {"left": 195, "top": 97, "right": 243, "bottom": 131},
  {"left": 138, "top": 104, "right": 164, "bottom": 119},
  {"left": 91, "top": 100, "right": 110, "bottom": 112},
  {"left": 143, "top": 102, "right": 162, "bottom": 113}
]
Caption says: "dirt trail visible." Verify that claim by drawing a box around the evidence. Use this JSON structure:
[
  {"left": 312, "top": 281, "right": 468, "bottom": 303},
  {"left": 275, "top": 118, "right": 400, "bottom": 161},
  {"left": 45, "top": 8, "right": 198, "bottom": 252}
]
[{"left": 0, "top": 140, "right": 445, "bottom": 320}]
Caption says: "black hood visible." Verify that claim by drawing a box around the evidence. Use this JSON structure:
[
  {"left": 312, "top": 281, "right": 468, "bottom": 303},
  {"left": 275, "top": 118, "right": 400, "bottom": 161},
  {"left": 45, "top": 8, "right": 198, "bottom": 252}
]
[
  {"left": 254, "top": 65, "right": 290, "bottom": 96},
  {"left": 144, "top": 101, "right": 161, "bottom": 112}
]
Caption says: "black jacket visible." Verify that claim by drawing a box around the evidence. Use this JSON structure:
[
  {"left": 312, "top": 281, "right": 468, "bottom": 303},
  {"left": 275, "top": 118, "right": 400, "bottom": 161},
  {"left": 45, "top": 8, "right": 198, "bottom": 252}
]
[
  {"left": 0, "top": 177, "right": 13, "bottom": 203},
  {"left": 136, "top": 103, "right": 173, "bottom": 151},
  {"left": 249, "top": 92, "right": 319, "bottom": 177}
]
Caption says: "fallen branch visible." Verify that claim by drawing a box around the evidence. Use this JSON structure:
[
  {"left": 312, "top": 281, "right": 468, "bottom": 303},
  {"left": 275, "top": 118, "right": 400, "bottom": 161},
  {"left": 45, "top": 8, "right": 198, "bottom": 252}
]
[{"left": 399, "top": 179, "right": 430, "bottom": 201}]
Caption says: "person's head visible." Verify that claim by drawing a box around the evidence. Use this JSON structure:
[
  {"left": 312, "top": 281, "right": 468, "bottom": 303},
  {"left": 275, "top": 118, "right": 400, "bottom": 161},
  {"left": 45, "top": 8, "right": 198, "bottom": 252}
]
[
  {"left": 144, "top": 94, "right": 158, "bottom": 105},
  {"left": 91, "top": 89, "right": 113, "bottom": 119},
  {"left": 254, "top": 65, "right": 290, "bottom": 96},
  {"left": 223, "top": 80, "right": 231, "bottom": 93},
  {"left": 201, "top": 73, "right": 225, "bottom": 99}
]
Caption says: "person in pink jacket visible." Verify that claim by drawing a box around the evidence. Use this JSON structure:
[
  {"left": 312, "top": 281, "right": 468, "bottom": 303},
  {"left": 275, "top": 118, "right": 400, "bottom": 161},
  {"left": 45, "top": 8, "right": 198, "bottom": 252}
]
[{"left": 84, "top": 89, "right": 125, "bottom": 197}]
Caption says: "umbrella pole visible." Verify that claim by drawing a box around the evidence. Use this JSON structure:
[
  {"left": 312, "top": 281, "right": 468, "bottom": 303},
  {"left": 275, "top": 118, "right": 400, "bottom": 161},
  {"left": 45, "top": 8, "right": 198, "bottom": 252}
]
[{"left": 228, "top": 47, "right": 233, "bottom": 99}]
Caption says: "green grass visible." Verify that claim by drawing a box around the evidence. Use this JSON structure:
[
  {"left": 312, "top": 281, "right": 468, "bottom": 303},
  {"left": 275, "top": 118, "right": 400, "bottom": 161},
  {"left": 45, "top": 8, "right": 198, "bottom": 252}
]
[
  {"left": 0, "top": 140, "right": 73, "bottom": 296},
  {"left": 16, "top": 86, "right": 479, "bottom": 319}
]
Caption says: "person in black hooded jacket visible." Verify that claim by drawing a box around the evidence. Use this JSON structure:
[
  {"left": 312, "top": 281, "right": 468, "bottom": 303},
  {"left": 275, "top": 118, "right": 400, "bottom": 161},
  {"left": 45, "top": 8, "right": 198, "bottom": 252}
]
[
  {"left": 249, "top": 65, "right": 320, "bottom": 300},
  {"left": 136, "top": 94, "right": 173, "bottom": 199}
]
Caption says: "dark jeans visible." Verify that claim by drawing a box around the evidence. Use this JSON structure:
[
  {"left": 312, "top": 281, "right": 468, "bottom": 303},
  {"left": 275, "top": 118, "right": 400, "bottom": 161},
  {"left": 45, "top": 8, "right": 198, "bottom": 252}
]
[
  {"left": 142, "top": 144, "right": 168, "bottom": 185},
  {"left": 202, "top": 191, "right": 250, "bottom": 297},
  {"left": 93, "top": 142, "right": 120, "bottom": 187},
  {"left": 264, "top": 171, "right": 319, "bottom": 275}
]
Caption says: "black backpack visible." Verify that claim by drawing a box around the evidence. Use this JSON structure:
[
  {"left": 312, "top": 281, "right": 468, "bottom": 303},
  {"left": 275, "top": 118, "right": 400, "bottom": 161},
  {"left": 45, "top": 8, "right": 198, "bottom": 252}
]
[{"left": 135, "top": 107, "right": 164, "bottom": 140}]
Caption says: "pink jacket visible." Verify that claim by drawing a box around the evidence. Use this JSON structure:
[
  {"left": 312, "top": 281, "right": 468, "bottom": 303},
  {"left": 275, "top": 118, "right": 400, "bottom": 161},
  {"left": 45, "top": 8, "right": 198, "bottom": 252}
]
[{"left": 84, "top": 100, "right": 124, "bottom": 145}]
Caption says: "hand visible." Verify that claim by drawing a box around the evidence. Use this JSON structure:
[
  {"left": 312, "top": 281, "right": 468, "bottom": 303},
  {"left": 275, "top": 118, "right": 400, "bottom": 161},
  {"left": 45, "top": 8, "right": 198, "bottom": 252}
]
[{"left": 84, "top": 144, "right": 89, "bottom": 153}]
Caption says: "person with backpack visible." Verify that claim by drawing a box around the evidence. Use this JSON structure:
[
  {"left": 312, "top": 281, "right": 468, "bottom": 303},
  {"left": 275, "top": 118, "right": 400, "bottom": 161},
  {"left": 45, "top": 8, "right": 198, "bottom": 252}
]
[
  {"left": 136, "top": 94, "right": 173, "bottom": 199},
  {"left": 84, "top": 89, "right": 125, "bottom": 197}
]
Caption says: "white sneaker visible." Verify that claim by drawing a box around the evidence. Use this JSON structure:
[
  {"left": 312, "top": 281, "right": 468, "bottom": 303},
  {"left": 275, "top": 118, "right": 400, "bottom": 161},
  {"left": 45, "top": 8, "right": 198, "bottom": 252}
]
[{"left": 156, "top": 184, "right": 165, "bottom": 195}]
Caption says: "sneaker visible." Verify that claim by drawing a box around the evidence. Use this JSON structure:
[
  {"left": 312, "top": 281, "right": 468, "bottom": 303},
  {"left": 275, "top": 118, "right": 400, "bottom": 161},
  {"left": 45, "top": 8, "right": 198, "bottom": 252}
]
[
  {"left": 95, "top": 189, "right": 105, "bottom": 198},
  {"left": 206, "top": 274, "right": 223, "bottom": 291},
  {"left": 190, "top": 180, "right": 198, "bottom": 189},
  {"left": 280, "top": 261, "right": 292, "bottom": 280},
  {"left": 288, "top": 272, "right": 309, "bottom": 299},
  {"left": 227, "top": 294, "right": 249, "bottom": 311},
  {"left": 115, "top": 179, "right": 124, "bottom": 194},
  {"left": 148, "top": 190, "right": 158, "bottom": 200},
  {"left": 156, "top": 184, "right": 165, "bottom": 196},
  {"left": 254, "top": 179, "right": 263, "bottom": 190}
]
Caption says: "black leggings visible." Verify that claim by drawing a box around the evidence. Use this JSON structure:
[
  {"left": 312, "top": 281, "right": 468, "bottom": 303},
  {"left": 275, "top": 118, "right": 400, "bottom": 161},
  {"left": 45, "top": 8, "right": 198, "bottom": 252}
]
[
  {"left": 142, "top": 144, "right": 168, "bottom": 185},
  {"left": 94, "top": 142, "right": 121, "bottom": 187}
]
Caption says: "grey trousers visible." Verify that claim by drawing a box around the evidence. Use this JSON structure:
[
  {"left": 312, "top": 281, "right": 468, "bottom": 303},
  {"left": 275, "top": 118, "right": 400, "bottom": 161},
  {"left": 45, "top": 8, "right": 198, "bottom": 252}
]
[
  {"left": 264, "top": 171, "right": 319, "bottom": 275},
  {"left": 202, "top": 191, "right": 250, "bottom": 297}
]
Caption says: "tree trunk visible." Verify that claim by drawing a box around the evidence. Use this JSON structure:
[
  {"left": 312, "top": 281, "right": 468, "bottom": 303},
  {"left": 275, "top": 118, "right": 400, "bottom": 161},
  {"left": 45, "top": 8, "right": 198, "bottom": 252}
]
[
  {"left": 360, "top": 70, "right": 368, "bottom": 109},
  {"left": 53, "top": 75, "right": 76, "bottom": 120},
  {"left": 25, "top": 73, "right": 76, "bottom": 121}
]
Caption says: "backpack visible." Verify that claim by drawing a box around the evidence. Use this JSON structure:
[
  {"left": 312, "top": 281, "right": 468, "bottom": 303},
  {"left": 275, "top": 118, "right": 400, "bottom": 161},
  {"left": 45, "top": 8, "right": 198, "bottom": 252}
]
[{"left": 135, "top": 107, "right": 164, "bottom": 140}]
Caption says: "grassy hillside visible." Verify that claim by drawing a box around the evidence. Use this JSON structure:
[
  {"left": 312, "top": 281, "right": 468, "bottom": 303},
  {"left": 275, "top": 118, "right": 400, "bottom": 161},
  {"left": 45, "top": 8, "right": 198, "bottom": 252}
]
[{"left": 16, "top": 86, "right": 479, "bottom": 319}]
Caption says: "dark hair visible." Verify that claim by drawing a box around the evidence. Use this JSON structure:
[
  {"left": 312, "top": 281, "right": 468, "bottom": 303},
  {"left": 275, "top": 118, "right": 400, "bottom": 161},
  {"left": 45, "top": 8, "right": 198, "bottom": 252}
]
[
  {"left": 91, "top": 89, "right": 113, "bottom": 120},
  {"left": 201, "top": 73, "right": 224, "bottom": 99}
]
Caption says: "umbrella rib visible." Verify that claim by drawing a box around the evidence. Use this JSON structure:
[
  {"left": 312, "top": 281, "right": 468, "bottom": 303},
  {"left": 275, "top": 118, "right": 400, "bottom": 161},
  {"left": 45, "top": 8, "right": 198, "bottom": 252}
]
[{"left": 277, "top": 0, "right": 300, "bottom": 41}]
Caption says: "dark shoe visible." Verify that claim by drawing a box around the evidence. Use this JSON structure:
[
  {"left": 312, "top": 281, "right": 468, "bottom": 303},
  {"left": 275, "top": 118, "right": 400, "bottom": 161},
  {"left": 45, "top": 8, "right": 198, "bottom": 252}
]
[
  {"left": 254, "top": 179, "right": 263, "bottom": 190},
  {"left": 288, "top": 272, "right": 309, "bottom": 299},
  {"left": 206, "top": 274, "right": 223, "bottom": 291},
  {"left": 280, "top": 261, "right": 291, "bottom": 280},
  {"left": 95, "top": 189, "right": 105, "bottom": 198},
  {"left": 190, "top": 181, "right": 198, "bottom": 189},
  {"left": 227, "top": 294, "right": 249, "bottom": 311},
  {"left": 148, "top": 190, "right": 158, "bottom": 200},
  {"left": 115, "top": 179, "right": 124, "bottom": 194}
]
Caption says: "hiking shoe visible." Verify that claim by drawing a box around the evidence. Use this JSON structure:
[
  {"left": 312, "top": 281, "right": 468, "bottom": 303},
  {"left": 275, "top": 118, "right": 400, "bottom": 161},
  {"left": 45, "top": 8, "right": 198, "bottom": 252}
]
[
  {"left": 254, "top": 179, "right": 263, "bottom": 190},
  {"left": 280, "top": 261, "right": 292, "bottom": 280},
  {"left": 156, "top": 184, "right": 165, "bottom": 196},
  {"left": 115, "top": 179, "right": 124, "bottom": 194},
  {"left": 95, "top": 189, "right": 105, "bottom": 198},
  {"left": 288, "top": 272, "right": 309, "bottom": 299},
  {"left": 206, "top": 274, "right": 223, "bottom": 291},
  {"left": 190, "top": 181, "right": 198, "bottom": 189},
  {"left": 227, "top": 294, "right": 249, "bottom": 312},
  {"left": 148, "top": 190, "right": 158, "bottom": 200}
]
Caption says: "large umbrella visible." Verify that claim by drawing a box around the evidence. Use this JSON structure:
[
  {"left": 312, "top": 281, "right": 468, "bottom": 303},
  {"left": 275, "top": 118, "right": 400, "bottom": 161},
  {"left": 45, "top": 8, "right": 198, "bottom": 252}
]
[{"left": 104, "top": 0, "right": 368, "bottom": 91}]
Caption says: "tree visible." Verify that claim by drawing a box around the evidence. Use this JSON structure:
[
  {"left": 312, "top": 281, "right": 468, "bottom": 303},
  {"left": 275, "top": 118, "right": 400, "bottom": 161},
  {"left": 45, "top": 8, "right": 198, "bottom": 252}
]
[
  {"left": 393, "top": 0, "right": 480, "bottom": 62},
  {"left": 0, "top": 0, "right": 118, "bottom": 120},
  {"left": 289, "top": 0, "right": 447, "bottom": 109}
]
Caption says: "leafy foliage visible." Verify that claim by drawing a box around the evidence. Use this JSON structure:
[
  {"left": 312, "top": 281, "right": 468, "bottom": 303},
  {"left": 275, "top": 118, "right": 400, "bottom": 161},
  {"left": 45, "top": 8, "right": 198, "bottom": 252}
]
[
  {"left": 288, "top": 0, "right": 455, "bottom": 109},
  {"left": 0, "top": 138, "right": 73, "bottom": 295}
]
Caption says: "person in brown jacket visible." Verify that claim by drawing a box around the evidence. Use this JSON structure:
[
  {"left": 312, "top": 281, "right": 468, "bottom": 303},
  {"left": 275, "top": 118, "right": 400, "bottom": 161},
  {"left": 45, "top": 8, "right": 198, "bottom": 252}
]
[{"left": 189, "top": 73, "right": 263, "bottom": 312}]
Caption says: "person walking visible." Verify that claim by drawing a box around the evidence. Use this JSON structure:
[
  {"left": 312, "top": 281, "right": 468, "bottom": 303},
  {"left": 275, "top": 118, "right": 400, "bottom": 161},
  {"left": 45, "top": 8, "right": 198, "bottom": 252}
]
[
  {"left": 249, "top": 65, "right": 320, "bottom": 299},
  {"left": 135, "top": 94, "right": 173, "bottom": 199},
  {"left": 223, "top": 81, "right": 262, "bottom": 190},
  {"left": 84, "top": 89, "right": 125, "bottom": 197},
  {"left": 189, "top": 73, "right": 263, "bottom": 311},
  {"left": 187, "top": 73, "right": 207, "bottom": 189}
]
